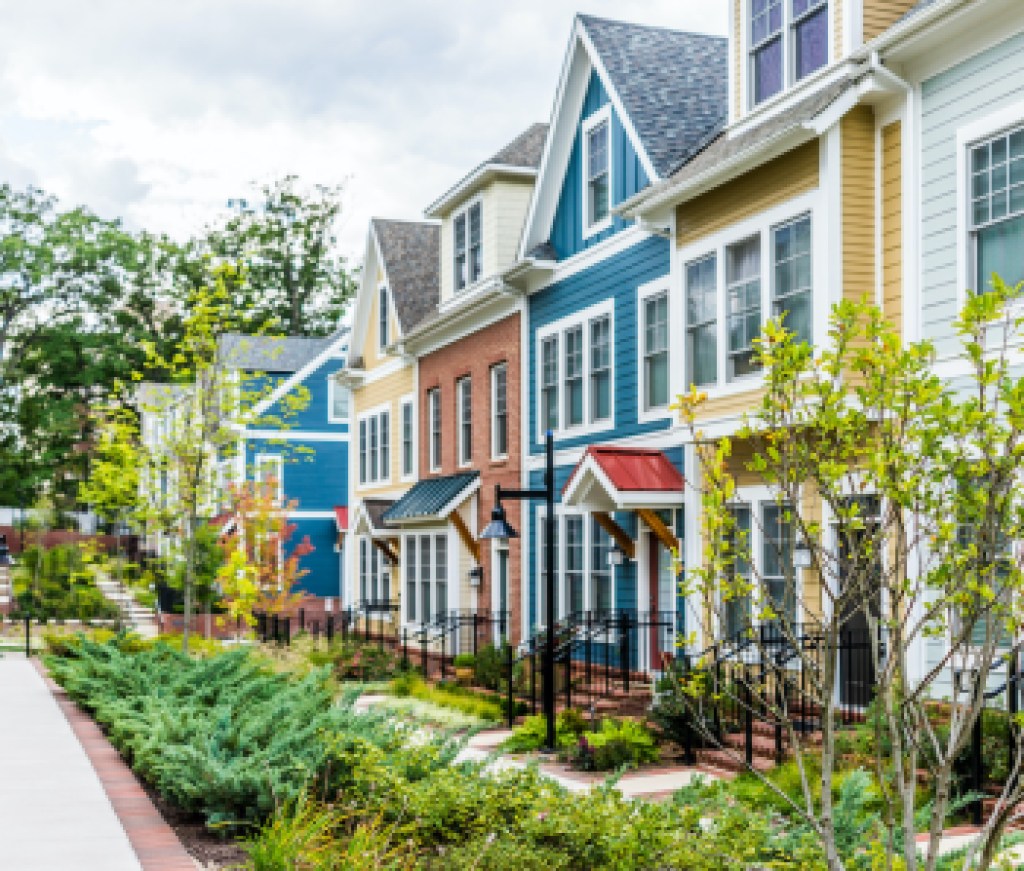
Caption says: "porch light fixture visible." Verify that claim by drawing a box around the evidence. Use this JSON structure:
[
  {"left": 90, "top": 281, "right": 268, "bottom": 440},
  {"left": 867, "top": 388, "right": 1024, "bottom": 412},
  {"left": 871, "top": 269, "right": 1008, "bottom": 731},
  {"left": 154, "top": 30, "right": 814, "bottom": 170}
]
[
  {"left": 480, "top": 431, "right": 557, "bottom": 751},
  {"left": 468, "top": 566, "right": 484, "bottom": 585},
  {"left": 793, "top": 536, "right": 812, "bottom": 569},
  {"left": 607, "top": 546, "right": 626, "bottom": 567}
]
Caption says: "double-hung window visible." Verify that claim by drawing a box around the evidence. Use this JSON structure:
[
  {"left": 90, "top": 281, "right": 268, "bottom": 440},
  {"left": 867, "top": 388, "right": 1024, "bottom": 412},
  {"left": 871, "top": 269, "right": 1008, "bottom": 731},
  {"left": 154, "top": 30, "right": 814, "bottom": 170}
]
[
  {"left": 762, "top": 503, "right": 796, "bottom": 632},
  {"left": 428, "top": 388, "right": 441, "bottom": 472},
  {"left": 454, "top": 201, "right": 483, "bottom": 292},
  {"left": 401, "top": 399, "right": 414, "bottom": 478},
  {"left": 590, "top": 519, "right": 613, "bottom": 615},
  {"left": 590, "top": 314, "right": 611, "bottom": 422},
  {"left": 359, "top": 539, "right": 386, "bottom": 606},
  {"left": 378, "top": 285, "right": 389, "bottom": 353},
  {"left": 491, "top": 363, "right": 508, "bottom": 459},
  {"left": 726, "top": 236, "right": 762, "bottom": 380},
  {"left": 536, "top": 515, "right": 558, "bottom": 629},
  {"left": 686, "top": 254, "right": 718, "bottom": 388},
  {"left": 642, "top": 291, "right": 669, "bottom": 410},
  {"left": 409, "top": 533, "right": 449, "bottom": 623},
  {"left": 358, "top": 409, "right": 390, "bottom": 485},
  {"left": 750, "top": 0, "right": 828, "bottom": 107},
  {"left": 564, "top": 326, "right": 584, "bottom": 427},
  {"left": 584, "top": 110, "right": 611, "bottom": 231},
  {"left": 564, "top": 515, "right": 584, "bottom": 617},
  {"left": 541, "top": 336, "right": 559, "bottom": 433},
  {"left": 328, "top": 377, "right": 349, "bottom": 423},
  {"left": 970, "top": 126, "right": 1024, "bottom": 293},
  {"left": 725, "top": 505, "right": 753, "bottom": 637},
  {"left": 772, "top": 215, "right": 812, "bottom": 344},
  {"left": 457, "top": 376, "right": 472, "bottom": 466}
]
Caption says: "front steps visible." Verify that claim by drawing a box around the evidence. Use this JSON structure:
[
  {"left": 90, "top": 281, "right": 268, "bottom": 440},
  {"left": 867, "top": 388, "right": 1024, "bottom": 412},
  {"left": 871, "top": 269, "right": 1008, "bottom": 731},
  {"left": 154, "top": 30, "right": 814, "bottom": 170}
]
[{"left": 94, "top": 576, "right": 158, "bottom": 638}]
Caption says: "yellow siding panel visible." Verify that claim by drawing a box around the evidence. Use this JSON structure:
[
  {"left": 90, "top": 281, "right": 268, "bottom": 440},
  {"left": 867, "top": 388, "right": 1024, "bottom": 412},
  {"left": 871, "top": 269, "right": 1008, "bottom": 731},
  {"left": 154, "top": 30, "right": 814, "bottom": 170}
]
[
  {"left": 882, "top": 122, "right": 903, "bottom": 329},
  {"left": 352, "top": 366, "right": 415, "bottom": 500},
  {"left": 841, "top": 106, "right": 875, "bottom": 304},
  {"left": 676, "top": 142, "right": 820, "bottom": 248},
  {"left": 863, "top": 0, "right": 918, "bottom": 41},
  {"left": 689, "top": 387, "right": 766, "bottom": 426}
]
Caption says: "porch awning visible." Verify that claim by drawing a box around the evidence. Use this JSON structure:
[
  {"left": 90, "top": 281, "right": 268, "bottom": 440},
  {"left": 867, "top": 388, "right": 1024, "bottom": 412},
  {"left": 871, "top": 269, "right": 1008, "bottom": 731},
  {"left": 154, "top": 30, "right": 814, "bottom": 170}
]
[
  {"left": 333, "top": 506, "right": 348, "bottom": 531},
  {"left": 351, "top": 499, "right": 395, "bottom": 536},
  {"left": 381, "top": 472, "right": 479, "bottom": 524},
  {"left": 562, "top": 446, "right": 684, "bottom": 511}
]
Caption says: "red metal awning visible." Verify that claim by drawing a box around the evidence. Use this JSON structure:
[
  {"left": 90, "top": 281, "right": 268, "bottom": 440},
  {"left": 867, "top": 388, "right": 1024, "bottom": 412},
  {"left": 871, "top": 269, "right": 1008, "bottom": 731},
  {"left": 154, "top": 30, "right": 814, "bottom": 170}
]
[
  {"left": 562, "top": 446, "right": 683, "bottom": 510},
  {"left": 333, "top": 506, "right": 349, "bottom": 531}
]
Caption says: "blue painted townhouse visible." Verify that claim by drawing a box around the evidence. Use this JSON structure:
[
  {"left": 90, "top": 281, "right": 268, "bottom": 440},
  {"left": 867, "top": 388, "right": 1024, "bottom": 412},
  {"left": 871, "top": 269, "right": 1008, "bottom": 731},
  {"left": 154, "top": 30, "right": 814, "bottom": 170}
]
[
  {"left": 218, "top": 329, "right": 351, "bottom": 611},
  {"left": 503, "top": 15, "right": 727, "bottom": 670}
]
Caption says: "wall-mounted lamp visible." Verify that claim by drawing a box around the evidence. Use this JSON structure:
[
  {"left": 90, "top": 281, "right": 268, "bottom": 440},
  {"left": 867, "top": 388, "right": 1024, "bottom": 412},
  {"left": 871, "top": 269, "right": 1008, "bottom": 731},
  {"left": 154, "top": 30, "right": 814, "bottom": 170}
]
[
  {"left": 793, "top": 537, "right": 812, "bottom": 569},
  {"left": 607, "top": 546, "right": 627, "bottom": 567},
  {"left": 468, "top": 566, "right": 484, "bottom": 586}
]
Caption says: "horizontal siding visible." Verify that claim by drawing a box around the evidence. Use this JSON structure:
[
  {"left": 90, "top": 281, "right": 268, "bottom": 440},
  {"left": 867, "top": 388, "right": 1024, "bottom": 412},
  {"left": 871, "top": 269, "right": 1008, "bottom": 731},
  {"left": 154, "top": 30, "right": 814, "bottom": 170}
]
[
  {"left": 527, "top": 235, "right": 672, "bottom": 454},
  {"left": 493, "top": 179, "right": 534, "bottom": 273},
  {"left": 676, "top": 141, "right": 820, "bottom": 247},
  {"left": 842, "top": 106, "right": 876, "bottom": 304},
  {"left": 920, "top": 31, "right": 1024, "bottom": 355},
  {"left": 691, "top": 386, "right": 766, "bottom": 424},
  {"left": 882, "top": 121, "right": 903, "bottom": 329},
  {"left": 551, "top": 70, "right": 651, "bottom": 260},
  {"left": 352, "top": 366, "right": 414, "bottom": 500},
  {"left": 263, "top": 356, "right": 350, "bottom": 434},
  {"left": 862, "top": 0, "right": 917, "bottom": 42},
  {"left": 245, "top": 437, "right": 347, "bottom": 512}
]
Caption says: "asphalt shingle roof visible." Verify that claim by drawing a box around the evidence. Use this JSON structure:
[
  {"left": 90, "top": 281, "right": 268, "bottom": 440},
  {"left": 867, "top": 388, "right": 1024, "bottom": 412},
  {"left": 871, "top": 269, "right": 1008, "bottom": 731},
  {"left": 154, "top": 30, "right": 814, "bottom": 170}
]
[
  {"left": 219, "top": 331, "right": 345, "bottom": 372},
  {"left": 579, "top": 15, "right": 728, "bottom": 178},
  {"left": 382, "top": 472, "right": 479, "bottom": 523},
  {"left": 488, "top": 123, "right": 549, "bottom": 169},
  {"left": 372, "top": 219, "right": 440, "bottom": 335}
]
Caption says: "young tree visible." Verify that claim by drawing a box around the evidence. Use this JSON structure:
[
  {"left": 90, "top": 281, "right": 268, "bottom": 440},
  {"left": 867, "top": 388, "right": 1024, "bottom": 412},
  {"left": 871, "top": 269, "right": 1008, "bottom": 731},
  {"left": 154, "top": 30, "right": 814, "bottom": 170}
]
[
  {"left": 677, "top": 282, "right": 1024, "bottom": 871},
  {"left": 215, "top": 476, "right": 312, "bottom": 634}
]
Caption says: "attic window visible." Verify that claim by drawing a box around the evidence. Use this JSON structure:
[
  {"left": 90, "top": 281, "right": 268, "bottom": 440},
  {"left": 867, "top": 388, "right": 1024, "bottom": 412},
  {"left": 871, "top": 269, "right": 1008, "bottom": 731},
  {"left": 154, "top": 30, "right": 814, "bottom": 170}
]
[
  {"left": 378, "top": 285, "right": 389, "bottom": 353},
  {"left": 583, "top": 107, "right": 611, "bottom": 235},
  {"left": 454, "top": 200, "right": 483, "bottom": 291},
  {"left": 750, "top": 0, "right": 828, "bottom": 107}
]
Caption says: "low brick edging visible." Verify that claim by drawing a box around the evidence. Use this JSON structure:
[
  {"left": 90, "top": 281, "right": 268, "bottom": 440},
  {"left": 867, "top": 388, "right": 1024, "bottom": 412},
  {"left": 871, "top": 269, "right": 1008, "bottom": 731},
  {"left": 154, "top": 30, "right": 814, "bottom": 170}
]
[{"left": 31, "top": 658, "right": 197, "bottom": 871}]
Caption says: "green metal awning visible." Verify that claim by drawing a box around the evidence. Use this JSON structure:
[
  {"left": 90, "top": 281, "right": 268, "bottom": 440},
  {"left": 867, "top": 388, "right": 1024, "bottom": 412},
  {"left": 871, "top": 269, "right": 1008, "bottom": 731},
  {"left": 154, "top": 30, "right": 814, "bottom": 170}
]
[{"left": 382, "top": 472, "right": 479, "bottom": 524}]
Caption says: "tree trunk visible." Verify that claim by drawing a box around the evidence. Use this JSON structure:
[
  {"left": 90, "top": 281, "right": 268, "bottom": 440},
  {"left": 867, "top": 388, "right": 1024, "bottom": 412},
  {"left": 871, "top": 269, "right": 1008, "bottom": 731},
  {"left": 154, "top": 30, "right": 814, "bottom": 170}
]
[{"left": 183, "top": 514, "right": 195, "bottom": 654}]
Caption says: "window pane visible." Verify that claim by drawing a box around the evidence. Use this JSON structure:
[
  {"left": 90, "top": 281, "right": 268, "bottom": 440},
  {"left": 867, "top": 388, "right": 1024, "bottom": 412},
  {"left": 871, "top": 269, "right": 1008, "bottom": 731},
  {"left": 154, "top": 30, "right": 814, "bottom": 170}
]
[
  {"left": 687, "top": 255, "right": 718, "bottom": 387},
  {"left": 725, "top": 506, "right": 752, "bottom": 637},
  {"left": 587, "top": 121, "right": 610, "bottom": 226},
  {"left": 469, "top": 204, "right": 483, "bottom": 283},
  {"left": 380, "top": 412, "right": 389, "bottom": 479},
  {"left": 773, "top": 215, "right": 812, "bottom": 345},
  {"left": 762, "top": 503, "right": 795, "bottom": 628},
  {"left": 753, "top": 38, "right": 783, "bottom": 105},
  {"left": 406, "top": 536, "right": 417, "bottom": 621},
  {"left": 589, "top": 315, "right": 611, "bottom": 422},
  {"left": 402, "top": 403, "right": 413, "bottom": 477},
  {"left": 492, "top": 364, "right": 507, "bottom": 457},
  {"left": 420, "top": 536, "right": 431, "bottom": 622},
  {"left": 454, "top": 214, "right": 467, "bottom": 291},
  {"left": 565, "top": 516, "right": 584, "bottom": 617},
  {"left": 794, "top": 6, "right": 828, "bottom": 80},
  {"left": 977, "top": 214, "right": 1024, "bottom": 291},
  {"left": 591, "top": 519, "right": 613, "bottom": 615},
  {"left": 726, "top": 236, "right": 762, "bottom": 379},
  {"left": 541, "top": 336, "right": 559, "bottom": 431},
  {"left": 435, "top": 535, "right": 448, "bottom": 618},
  {"left": 565, "top": 326, "right": 583, "bottom": 426}
]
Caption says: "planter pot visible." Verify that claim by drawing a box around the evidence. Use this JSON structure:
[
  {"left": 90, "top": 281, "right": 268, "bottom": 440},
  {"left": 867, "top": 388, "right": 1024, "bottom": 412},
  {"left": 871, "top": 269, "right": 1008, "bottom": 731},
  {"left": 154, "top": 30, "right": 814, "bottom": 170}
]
[{"left": 454, "top": 666, "right": 474, "bottom": 685}]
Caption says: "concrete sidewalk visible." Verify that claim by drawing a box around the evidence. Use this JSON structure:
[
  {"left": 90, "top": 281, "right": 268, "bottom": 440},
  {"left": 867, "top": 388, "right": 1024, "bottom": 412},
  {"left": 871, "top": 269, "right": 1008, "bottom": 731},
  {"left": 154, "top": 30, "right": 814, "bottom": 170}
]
[{"left": 0, "top": 653, "right": 143, "bottom": 871}]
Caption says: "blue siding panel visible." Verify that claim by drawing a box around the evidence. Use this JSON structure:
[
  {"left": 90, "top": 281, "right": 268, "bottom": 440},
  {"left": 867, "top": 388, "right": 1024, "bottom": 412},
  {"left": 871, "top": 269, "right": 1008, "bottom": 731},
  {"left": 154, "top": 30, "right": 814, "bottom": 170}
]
[
  {"left": 528, "top": 234, "right": 671, "bottom": 454},
  {"left": 550, "top": 70, "right": 651, "bottom": 261},
  {"left": 244, "top": 438, "right": 347, "bottom": 513},
  {"left": 288, "top": 517, "right": 343, "bottom": 598},
  {"left": 261, "top": 356, "right": 350, "bottom": 434}
]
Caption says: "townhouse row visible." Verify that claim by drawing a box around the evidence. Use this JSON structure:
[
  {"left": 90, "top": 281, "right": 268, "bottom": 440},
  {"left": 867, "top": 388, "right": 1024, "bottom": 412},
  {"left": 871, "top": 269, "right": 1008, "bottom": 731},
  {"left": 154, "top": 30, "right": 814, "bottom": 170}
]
[{"left": 188, "top": 0, "right": 1024, "bottom": 691}]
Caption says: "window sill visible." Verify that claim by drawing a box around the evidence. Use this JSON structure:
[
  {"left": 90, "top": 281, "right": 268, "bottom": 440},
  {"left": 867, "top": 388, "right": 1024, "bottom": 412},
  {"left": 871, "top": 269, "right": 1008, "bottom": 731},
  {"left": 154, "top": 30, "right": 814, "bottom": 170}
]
[{"left": 582, "top": 217, "right": 612, "bottom": 240}]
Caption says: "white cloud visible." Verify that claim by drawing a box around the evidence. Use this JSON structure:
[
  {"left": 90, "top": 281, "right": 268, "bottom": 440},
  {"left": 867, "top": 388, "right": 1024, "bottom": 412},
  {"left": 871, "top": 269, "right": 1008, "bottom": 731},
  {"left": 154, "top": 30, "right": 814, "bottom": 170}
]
[{"left": 0, "top": 0, "right": 727, "bottom": 261}]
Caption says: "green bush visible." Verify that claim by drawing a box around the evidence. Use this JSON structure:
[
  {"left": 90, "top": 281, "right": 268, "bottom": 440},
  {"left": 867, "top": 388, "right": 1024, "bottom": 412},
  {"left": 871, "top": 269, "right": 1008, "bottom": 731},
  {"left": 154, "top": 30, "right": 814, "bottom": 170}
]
[
  {"left": 387, "top": 674, "right": 504, "bottom": 721},
  {"left": 11, "top": 545, "right": 120, "bottom": 622},
  {"left": 564, "top": 718, "right": 659, "bottom": 771},
  {"left": 452, "top": 652, "right": 475, "bottom": 668},
  {"left": 502, "top": 708, "right": 588, "bottom": 752},
  {"left": 473, "top": 643, "right": 506, "bottom": 690}
]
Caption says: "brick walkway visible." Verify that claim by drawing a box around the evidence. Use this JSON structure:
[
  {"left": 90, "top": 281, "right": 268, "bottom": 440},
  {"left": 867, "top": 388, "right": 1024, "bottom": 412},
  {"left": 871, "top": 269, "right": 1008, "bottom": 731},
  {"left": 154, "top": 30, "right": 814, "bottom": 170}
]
[{"left": 0, "top": 654, "right": 195, "bottom": 871}]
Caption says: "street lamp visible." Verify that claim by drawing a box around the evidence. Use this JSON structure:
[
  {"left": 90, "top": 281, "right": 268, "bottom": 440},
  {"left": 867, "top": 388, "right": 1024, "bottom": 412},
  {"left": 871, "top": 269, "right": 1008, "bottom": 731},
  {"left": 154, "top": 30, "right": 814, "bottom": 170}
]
[{"left": 481, "top": 431, "right": 557, "bottom": 751}]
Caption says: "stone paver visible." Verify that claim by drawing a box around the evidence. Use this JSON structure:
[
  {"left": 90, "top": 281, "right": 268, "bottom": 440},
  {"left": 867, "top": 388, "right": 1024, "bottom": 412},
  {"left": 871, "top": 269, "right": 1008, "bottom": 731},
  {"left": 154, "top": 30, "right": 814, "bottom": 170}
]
[{"left": 0, "top": 653, "right": 143, "bottom": 871}]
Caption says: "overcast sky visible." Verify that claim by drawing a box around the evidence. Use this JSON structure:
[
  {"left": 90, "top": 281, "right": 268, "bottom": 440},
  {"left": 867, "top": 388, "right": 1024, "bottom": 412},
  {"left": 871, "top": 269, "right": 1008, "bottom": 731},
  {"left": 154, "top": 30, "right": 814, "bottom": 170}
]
[{"left": 0, "top": 0, "right": 727, "bottom": 263}]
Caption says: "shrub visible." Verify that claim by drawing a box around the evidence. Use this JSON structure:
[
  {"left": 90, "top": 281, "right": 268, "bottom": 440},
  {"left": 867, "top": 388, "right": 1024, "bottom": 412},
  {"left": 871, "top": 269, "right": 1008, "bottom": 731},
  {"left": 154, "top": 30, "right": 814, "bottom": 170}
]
[
  {"left": 387, "top": 674, "right": 504, "bottom": 721},
  {"left": 502, "top": 708, "right": 588, "bottom": 752},
  {"left": 473, "top": 643, "right": 505, "bottom": 690},
  {"left": 565, "top": 718, "right": 659, "bottom": 771},
  {"left": 452, "top": 652, "right": 475, "bottom": 668}
]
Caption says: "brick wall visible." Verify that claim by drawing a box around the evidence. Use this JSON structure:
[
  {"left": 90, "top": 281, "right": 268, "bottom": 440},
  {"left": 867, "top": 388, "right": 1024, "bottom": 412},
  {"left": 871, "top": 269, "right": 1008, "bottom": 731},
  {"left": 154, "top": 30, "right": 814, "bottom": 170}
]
[{"left": 418, "top": 312, "right": 524, "bottom": 642}]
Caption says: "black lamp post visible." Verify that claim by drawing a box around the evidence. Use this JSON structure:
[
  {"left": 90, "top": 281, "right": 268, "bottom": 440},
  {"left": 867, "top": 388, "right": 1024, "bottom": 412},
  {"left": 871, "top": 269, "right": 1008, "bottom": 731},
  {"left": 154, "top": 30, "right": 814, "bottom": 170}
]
[{"left": 481, "top": 431, "right": 557, "bottom": 750}]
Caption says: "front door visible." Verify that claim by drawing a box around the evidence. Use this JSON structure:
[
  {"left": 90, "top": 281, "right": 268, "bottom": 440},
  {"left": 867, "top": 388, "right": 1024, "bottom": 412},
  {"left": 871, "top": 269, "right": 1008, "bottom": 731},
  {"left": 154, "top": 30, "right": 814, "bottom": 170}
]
[
  {"left": 837, "top": 497, "right": 881, "bottom": 708},
  {"left": 647, "top": 533, "right": 676, "bottom": 671}
]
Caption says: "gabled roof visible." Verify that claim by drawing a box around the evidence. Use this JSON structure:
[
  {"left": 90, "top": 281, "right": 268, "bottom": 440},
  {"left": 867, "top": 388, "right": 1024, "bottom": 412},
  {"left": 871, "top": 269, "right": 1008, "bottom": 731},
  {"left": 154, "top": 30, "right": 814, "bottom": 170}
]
[
  {"left": 425, "top": 123, "right": 548, "bottom": 218},
  {"left": 371, "top": 219, "right": 440, "bottom": 335},
  {"left": 562, "top": 446, "right": 683, "bottom": 510},
  {"left": 382, "top": 472, "right": 479, "bottom": 524},
  {"left": 219, "top": 332, "right": 342, "bottom": 373},
  {"left": 519, "top": 14, "right": 727, "bottom": 259},
  {"left": 579, "top": 15, "right": 728, "bottom": 177}
]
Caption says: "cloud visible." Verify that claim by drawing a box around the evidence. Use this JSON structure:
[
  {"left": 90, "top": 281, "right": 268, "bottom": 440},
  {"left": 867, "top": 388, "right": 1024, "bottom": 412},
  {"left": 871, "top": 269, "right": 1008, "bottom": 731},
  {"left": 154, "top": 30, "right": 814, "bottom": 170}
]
[{"left": 0, "top": 0, "right": 728, "bottom": 259}]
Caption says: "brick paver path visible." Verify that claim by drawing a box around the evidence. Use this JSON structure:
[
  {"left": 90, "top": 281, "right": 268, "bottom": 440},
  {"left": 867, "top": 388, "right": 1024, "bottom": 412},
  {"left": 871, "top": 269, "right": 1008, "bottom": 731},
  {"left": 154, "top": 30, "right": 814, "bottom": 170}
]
[{"left": 0, "top": 654, "right": 194, "bottom": 870}]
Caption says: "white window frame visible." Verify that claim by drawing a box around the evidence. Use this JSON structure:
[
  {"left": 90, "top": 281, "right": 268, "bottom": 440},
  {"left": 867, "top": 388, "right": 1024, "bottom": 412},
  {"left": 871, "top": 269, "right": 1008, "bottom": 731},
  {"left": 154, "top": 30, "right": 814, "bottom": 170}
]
[
  {"left": 453, "top": 196, "right": 484, "bottom": 293},
  {"left": 534, "top": 506, "right": 618, "bottom": 631},
  {"left": 356, "top": 403, "right": 391, "bottom": 486},
  {"left": 490, "top": 362, "right": 508, "bottom": 460},
  {"left": 747, "top": 0, "right": 831, "bottom": 110},
  {"left": 400, "top": 395, "right": 416, "bottom": 482},
  {"left": 327, "top": 376, "right": 350, "bottom": 424},
  {"left": 535, "top": 298, "right": 616, "bottom": 442},
  {"left": 377, "top": 284, "right": 390, "bottom": 354},
  {"left": 582, "top": 105, "right": 613, "bottom": 239},
  {"left": 402, "top": 529, "right": 449, "bottom": 627},
  {"left": 676, "top": 190, "right": 823, "bottom": 403},
  {"left": 637, "top": 279, "right": 672, "bottom": 421},
  {"left": 955, "top": 101, "right": 1024, "bottom": 311},
  {"left": 254, "top": 453, "right": 284, "bottom": 505},
  {"left": 427, "top": 387, "right": 442, "bottom": 473},
  {"left": 456, "top": 375, "right": 472, "bottom": 467}
]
